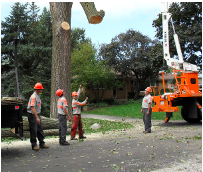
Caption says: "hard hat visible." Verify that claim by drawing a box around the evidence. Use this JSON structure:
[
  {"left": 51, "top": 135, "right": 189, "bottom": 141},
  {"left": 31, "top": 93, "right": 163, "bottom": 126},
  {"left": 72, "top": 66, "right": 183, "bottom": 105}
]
[
  {"left": 72, "top": 91, "right": 78, "bottom": 97},
  {"left": 34, "top": 83, "right": 44, "bottom": 90},
  {"left": 56, "top": 89, "right": 63, "bottom": 97},
  {"left": 145, "top": 87, "right": 151, "bottom": 92}
]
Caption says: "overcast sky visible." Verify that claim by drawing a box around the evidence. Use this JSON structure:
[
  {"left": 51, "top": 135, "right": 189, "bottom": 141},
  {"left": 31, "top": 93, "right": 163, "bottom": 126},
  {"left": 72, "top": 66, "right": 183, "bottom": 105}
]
[{"left": 1, "top": 1, "right": 165, "bottom": 45}]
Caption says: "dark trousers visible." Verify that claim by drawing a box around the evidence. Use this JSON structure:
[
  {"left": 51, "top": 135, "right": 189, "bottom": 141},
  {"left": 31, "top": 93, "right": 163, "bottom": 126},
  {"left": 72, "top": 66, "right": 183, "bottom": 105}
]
[
  {"left": 58, "top": 114, "right": 67, "bottom": 143},
  {"left": 143, "top": 108, "right": 152, "bottom": 132},
  {"left": 28, "top": 113, "right": 45, "bottom": 147},
  {"left": 71, "top": 114, "right": 83, "bottom": 138}
]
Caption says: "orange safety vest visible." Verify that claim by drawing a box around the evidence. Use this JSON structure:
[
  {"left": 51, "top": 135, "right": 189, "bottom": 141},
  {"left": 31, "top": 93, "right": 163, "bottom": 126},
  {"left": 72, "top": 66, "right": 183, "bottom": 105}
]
[{"left": 57, "top": 96, "right": 68, "bottom": 115}]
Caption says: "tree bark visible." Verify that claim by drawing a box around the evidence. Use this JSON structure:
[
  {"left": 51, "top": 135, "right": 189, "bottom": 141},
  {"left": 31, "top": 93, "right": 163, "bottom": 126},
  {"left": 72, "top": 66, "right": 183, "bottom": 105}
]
[
  {"left": 49, "top": 2, "right": 73, "bottom": 118},
  {"left": 80, "top": 2, "right": 105, "bottom": 24}
]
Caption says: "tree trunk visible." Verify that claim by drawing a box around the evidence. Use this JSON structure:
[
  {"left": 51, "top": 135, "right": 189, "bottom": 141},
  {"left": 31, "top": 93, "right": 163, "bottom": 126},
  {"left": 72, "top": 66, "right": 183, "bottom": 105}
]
[
  {"left": 1, "top": 129, "right": 72, "bottom": 138},
  {"left": 134, "top": 80, "right": 140, "bottom": 100},
  {"left": 1, "top": 116, "right": 72, "bottom": 138},
  {"left": 49, "top": 2, "right": 73, "bottom": 118}
]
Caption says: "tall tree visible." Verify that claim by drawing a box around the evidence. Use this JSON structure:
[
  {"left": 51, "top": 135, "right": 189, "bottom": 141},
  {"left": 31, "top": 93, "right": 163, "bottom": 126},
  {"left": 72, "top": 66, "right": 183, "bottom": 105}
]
[
  {"left": 1, "top": 2, "right": 52, "bottom": 116},
  {"left": 49, "top": 2, "right": 105, "bottom": 118},
  {"left": 99, "top": 30, "right": 163, "bottom": 99},
  {"left": 152, "top": 2, "right": 202, "bottom": 67},
  {"left": 49, "top": 2, "right": 73, "bottom": 118}
]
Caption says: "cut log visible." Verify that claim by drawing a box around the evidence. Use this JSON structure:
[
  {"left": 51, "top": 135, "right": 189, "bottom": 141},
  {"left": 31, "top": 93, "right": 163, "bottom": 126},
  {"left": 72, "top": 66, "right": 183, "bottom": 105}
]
[
  {"left": 80, "top": 2, "right": 105, "bottom": 24},
  {"left": 22, "top": 116, "right": 71, "bottom": 131},
  {"left": 1, "top": 128, "right": 72, "bottom": 138},
  {"left": 1, "top": 116, "right": 73, "bottom": 138}
]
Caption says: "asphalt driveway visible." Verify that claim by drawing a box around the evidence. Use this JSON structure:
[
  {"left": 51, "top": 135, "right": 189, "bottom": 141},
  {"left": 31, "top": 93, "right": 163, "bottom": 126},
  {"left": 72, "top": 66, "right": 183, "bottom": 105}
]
[{"left": 1, "top": 115, "right": 202, "bottom": 172}]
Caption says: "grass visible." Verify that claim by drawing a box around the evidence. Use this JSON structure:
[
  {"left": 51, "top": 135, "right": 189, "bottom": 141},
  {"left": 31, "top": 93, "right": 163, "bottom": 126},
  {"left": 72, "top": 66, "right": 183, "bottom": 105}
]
[
  {"left": 83, "top": 99, "right": 184, "bottom": 121},
  {"left": 82, "top": 118, "right": 133, "bottom": 134},
  {"left": 1, "top": 118, "right": 133, "bottom": 142}
]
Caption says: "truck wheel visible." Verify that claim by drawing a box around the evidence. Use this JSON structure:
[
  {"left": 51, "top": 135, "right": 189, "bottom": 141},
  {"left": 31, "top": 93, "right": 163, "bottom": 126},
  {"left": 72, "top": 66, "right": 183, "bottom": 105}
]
[{"left": 181, "top": 106, "right": 202, "bottom": 123}]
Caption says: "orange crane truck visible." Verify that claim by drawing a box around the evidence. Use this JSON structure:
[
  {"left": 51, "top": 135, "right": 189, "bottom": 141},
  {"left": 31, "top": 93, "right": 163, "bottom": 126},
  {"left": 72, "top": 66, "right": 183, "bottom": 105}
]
[{"left": 151, "top": 2, "right": 202, "bottom": 123}]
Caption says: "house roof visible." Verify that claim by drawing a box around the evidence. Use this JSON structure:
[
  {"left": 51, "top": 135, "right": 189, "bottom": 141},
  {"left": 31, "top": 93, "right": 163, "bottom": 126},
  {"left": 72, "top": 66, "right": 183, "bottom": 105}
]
[{"left": 158, "top": 73, "right": 174, "bottom": 81}]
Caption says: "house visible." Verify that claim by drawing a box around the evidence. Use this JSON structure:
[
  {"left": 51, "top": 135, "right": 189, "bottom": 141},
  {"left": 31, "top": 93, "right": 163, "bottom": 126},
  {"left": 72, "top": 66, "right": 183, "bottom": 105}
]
[
  {"left": 85, "top": 76, "right": 135, "bottom": 102},
  {"left": 155, "top": 73, "right": 174, "bottom": 91},
  {"left": 84, "top": 72, "right": 202, "bottom": 102}
]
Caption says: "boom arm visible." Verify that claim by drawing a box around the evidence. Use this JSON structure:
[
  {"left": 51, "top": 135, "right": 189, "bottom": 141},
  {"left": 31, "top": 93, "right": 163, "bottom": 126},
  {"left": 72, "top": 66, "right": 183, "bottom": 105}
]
[{"left": 161, "top": 2, "right": 200, "bottom": 72}]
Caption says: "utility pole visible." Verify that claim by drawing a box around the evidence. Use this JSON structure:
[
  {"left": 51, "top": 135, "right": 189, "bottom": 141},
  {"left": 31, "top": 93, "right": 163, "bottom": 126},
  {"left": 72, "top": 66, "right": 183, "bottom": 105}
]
[{"left": 14, "top": 38, "right": 20, "bottom": 97}]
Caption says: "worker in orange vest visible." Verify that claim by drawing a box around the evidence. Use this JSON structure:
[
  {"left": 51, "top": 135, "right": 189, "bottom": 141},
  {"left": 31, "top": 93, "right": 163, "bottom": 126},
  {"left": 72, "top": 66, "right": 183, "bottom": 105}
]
[
  {"left": 141, "top": 87, "right": 152, "bottom": 134},
  {"left": 71, "top": 85, "right": 88, "bottom": 140},
  {"left": 27, "top": 83, "right": 49, "bottom": 150},
  {"left": 56, "top": 89, "right": 72, "bottom": 145}
]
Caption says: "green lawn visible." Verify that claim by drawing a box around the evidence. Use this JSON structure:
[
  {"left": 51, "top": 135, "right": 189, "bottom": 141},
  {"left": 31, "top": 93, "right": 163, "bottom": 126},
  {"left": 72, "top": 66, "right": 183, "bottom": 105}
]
[
  {"left": 82, "top": 118, "right": 133, "bottom": 134},
  {"left": 1, "top": 118, "right": 134, "bottom": 142},
  {"left": 83, "top": 100, "right": 183, "bottom": 121}
]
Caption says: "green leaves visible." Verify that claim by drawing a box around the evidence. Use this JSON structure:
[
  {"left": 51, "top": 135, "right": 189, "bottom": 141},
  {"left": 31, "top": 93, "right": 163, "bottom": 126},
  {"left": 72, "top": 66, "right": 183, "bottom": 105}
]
[
  {"left": 71, "top": 42, "right": 119, "bottom": 102},
  {"left": 99, "top": 29, "right": 163, "bottom": 99}
]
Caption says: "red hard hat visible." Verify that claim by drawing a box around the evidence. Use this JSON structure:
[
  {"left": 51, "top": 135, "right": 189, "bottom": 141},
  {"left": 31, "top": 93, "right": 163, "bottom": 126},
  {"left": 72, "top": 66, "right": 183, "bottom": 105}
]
[
  {"left": 56, "top": 89, "right": 63, "bottom": 97},
  {"left": 145, "top": 87, "right": 151, "bottom": 92},
  {"left": 34, "top": 83, "right": 44, "bottom": 90},
  {"left": 72, "top": 91, "right": 78, "bottom": 97}
]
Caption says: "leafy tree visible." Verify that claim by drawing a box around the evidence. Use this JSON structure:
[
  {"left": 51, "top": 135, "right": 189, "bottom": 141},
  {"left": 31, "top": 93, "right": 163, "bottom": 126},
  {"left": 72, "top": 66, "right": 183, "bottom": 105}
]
[
  {"left": 1, "top": 2, "right": 52, "bottom": 116},
  {"left": 152, "top": 2, "right": 202, "bottom": 67},
  {"left": 71, "top": 27, "right": 90, "bottom": 52},
  {"left": 72, "top": 42, "right": 118, "bottom": 102},
  {"left": 99, "top": 29, "right": 163, "bottom": 99}
]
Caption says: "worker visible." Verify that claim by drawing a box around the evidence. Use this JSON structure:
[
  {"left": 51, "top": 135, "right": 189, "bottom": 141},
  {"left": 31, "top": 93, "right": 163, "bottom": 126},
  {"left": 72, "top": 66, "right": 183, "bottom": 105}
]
[
  {"left": 27, "top": 83, "right": 49, "bottom": 150},
  {"left": 71, "top": 85, "right": 88, "bottom": 140},
  {"left": 56, "top": 89, "right": 72, "bottom": 146},
  {"left": 141, "top": 87, "right": 152, "bottom": 134}
]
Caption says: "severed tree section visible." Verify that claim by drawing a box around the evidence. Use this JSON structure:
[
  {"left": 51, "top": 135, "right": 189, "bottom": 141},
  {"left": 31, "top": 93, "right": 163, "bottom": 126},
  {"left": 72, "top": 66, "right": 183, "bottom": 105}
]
[
  {"left": 80, "top": 2, "right": 105, "bottom": 24},
  {"left": 1, "top": 116, "right": 72, "bottom": 138}
]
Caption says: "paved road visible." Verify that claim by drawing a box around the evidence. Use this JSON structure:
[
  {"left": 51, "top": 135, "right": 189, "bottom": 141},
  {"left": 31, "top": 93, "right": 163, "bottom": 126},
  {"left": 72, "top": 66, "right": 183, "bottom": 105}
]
[{"left": 1, "top": 114, "right": 202, "bottom": 172}]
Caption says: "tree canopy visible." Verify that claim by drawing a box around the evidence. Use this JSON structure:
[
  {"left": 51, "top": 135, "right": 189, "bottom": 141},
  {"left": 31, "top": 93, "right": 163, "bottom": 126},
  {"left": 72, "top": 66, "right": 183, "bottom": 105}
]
[
  {"left": 1, "top": 2, "right": 52, "bottom": 116},
  {"left": 99, "top": 29, "right": 163, "bottom": 99},
  {"left": 152, "top": 2, "right": 202, "bottom": 67},
  {"left": 72, "top": 42, "right": 119, "bottom": 102}
]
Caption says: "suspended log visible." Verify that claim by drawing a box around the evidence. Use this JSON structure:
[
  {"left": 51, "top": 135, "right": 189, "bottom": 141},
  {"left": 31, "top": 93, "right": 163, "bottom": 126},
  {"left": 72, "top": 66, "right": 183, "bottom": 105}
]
[{"left": 80, "top": 2, "right": 105, "bottom": 24}]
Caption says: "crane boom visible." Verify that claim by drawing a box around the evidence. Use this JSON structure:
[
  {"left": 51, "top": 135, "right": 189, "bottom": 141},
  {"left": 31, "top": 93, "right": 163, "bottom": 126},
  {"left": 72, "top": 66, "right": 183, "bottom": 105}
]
[
  {"left": 151, "top": 2, "right": 202, "bottom": 124},
  {"left": 161, "top": 2, "right": 200, "bottom": 72}
]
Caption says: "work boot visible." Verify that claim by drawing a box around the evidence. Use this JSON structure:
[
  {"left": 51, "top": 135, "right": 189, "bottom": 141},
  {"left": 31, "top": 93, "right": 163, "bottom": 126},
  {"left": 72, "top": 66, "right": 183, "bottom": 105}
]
[
  {"left": 40, "top": 144, "right": 49, "bottom": 148},
  {"left": 143, "top": 131, "right": 151, "bottom": 134},
  {"left": 79, "top": 136, "right": 86, "bottom": 139},
  {"left": 60, "top": 141, "right": 70, "bottom": 146},
  {"left": 32, "top": 146, "right": 39, "bottom": 150},
  {"left": 71, "top": 137, "right": 78, "bottom": 140}
]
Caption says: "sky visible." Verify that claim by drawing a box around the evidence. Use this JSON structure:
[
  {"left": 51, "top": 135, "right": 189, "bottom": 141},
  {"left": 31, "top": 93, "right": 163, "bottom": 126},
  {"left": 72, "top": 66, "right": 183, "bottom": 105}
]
[{"left": 1, "top": 1, "right": 165, "bottom": 46}]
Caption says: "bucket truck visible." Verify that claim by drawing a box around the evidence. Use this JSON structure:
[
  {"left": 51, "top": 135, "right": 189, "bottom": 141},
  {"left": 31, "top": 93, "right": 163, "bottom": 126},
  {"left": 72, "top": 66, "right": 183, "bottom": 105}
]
[{"left": 151, "top": 2, "right": 202, "bottom": 123}]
